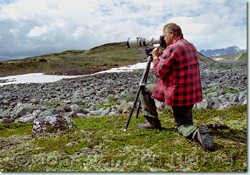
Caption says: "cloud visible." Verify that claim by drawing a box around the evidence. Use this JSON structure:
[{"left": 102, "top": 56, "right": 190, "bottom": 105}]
[{"left": 0, "top": 0, "right": 247, "bottom": 61}]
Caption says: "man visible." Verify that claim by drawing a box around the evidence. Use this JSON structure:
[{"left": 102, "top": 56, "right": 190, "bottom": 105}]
[{"left": 138, "top": 23, "right": 214, "bottom": 151}]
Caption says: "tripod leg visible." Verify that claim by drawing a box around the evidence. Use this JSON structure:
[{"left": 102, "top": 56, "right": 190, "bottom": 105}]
[
  {"left": 136, "top": 102, "right": 141, "bottom": 119},
  {"left": 124, "top": 56, "right": 153, "bottom": 132},
  {"left": 124, "top": 87, "right": 141, "bottom": 132}
]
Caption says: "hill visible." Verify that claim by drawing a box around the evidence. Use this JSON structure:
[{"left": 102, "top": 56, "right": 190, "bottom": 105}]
[
  {"left": 0, "top": 42, "right": 145, "bottom": 77},
  {"left": 0, "top": 42, "right": 244, "bottom": 77},
  {"left": 210, "top": 51, "right": 247, "bottom": 62}
]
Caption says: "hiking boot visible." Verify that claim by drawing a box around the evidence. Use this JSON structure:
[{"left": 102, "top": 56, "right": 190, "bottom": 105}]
[
  {"left": 197, "top": 125, "right": 214, "bottom": 151},
  {"left": 138, "top": 119, "right": 162, "bottom": 130}
]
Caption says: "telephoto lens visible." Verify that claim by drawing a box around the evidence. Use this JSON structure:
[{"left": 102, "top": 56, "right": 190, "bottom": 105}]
[{"left": 127, "top": 36, "right": 166, "bottom": 49}]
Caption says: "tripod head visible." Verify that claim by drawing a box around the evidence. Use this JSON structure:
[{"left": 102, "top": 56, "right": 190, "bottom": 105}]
[
  {"left": 145, "top": 47, "right": 164, "bottom": 58},
  {"left": 145, "top": 47, "right": 155, "bottom": 57}
]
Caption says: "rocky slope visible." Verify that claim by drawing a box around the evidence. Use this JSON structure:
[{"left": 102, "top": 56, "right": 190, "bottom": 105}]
[{"left": 0, "top": 60, "right": 247, "bottom": 128}]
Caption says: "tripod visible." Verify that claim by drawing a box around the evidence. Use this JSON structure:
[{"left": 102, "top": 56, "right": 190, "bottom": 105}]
[{"left": 124, "top": 48, "right": 154, "bottom": 132}]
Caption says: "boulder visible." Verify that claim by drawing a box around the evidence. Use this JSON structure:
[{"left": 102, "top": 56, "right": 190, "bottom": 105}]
[
  {"left": 218, "top": 102, "right": 234, "bottom": 110},
  {"left": 38, "top": 110, "right": 53, "bottom": 118},
  {"left": 32, "top": 115, "right": 76, "bottom": 133},
  {"left": 65, "top": 142, "right": 79, "bottom": 147},
  {"left": 13, "top": 103, "right": 34, "bottom": 119},
  {"left": 76, "top": 113, "right": 86, "bottom": 118},
  {"left": 196, "top": 100, "right": 211, "bottom": 109},
  {"left": 70, "top": 104, "right": 81, "bottom": 113},
  {"left": 117, "top": 100, "right": 130, "bottom": 114},
  {"left": 14, "top": 113, "right": 36, "bottom": 123},
  {"left": 70, "top": 104, "right": 89, "bottom": 114},
  {"left": 64, "top": 105, "right": 72, "bottom": 112},
  {"left": 65, "top": 111, "right": 78, "bottom": 118},
  {"left": 0, "top": 118, "right": 13, "bottom": 124},
  {"left": 89, "top": 110, "right": 102, "bottom": 116},
  {"left": 101, "top": 108, "right": 111, "bottom": 116}
]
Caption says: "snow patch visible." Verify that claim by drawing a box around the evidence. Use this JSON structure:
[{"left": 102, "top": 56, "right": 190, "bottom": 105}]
[{"left": 0, "top": 62, "right": 151, "bottom": 86}]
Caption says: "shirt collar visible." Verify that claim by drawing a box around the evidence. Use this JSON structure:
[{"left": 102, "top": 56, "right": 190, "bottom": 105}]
[{"left": 175, "top": 35, "right": 184, "bottom": 43}]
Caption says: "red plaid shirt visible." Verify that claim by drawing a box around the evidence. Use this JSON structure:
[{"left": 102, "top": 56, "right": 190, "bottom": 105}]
[{"left": 152, "top": 37, "right": 202, "bottom": 106}]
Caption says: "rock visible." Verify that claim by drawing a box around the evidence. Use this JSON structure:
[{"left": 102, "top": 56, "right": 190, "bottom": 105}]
[
  {"left": 14, "top": 103, "right": 34, "bottom": 118},
  {"left": 30, "top": 98, "right": 39, "bottom": 104},
  {"left": 101, "top": 108, "right": 111, "bottom": 116},
  {"left": 64, "top": 105, "right": 72, "bottom": 112},
  {"left": 108, "top": 111, "right": 117, "bottom": 116},
  {"left": 238, "top": 92, "right": 246, "bottom": 102},
  {"left": 155, "top": 100, "right": 166, "bottom": 109},
  {"left": 14, "top": 113, "right": 36, "bottom": 123},
  {"left": 0, "top": 110, "right": 9, "bottom": 119},
  {"left": 32, "top": 115, "right": 76, "bottom": 133},
  {"left": 32, "top": 110, "right": 42, "bottom": 118},
  {"left": 89, "top": 110, "right": 102, "bottom": 116},
  {"left": 242, "top": 99, "right": 247, "bottom": 105},
  {"left": 66, "top": 111, "right": 78, "bottom": 118},
  {"left": 70, "top": 104, "right": 89, "bottom": 114},
  {"left": 70, "top": 104, "right": 81, "bottom": 113},
  {"left": 77, "top": 113, "right": 86, "bottom": 118},
  {"left": 78, "top": 108, "right": 89, "bottom": 114},
  {"left": 196, "top": 100, "right": 211, "bottom": 109},
  {"left": 65, "top": 142, "right": 79, "bottom": 147},
  {"left": 207, "top": 92, "right": 218, "bottom": 98},
  {"left": 0, "top": 118, "right": 13, "bottom": 124},
  {"left": 0, "top": 61, "right": 247, "bottom": 122},
  {"left": 3, "top": 100, "right": 10, "bottom": 105},
  {"left": 218, "top": 102, "right": 234, "bottom": 110},
  {"left": 117, "top": 100, "right": 130, "bottom": 114},
  {"left": 229, "top": 94, "right": 238, "bottom": 102},
  {"left": 38, "top": 110, "right": 53, "bottom": 118},
  {"left": 210, "top": 97, "right": 221, "bottom": 109}
]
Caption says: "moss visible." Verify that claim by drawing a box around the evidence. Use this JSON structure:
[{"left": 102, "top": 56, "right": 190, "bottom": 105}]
[{"left": 0, "top": 105, "right": 247, "bottom": 172}]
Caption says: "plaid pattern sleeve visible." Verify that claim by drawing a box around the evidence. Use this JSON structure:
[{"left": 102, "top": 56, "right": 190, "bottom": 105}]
[{"left": 152, "top": 39, "right": 202, "bottom": 106}]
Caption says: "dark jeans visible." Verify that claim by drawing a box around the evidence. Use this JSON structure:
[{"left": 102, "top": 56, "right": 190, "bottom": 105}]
[{"left": 139, "top": 84, "right": 198, "bottom": 139}]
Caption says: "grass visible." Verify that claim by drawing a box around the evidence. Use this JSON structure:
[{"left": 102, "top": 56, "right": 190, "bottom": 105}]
[
  {"left": 0, "top": 104, "right": 247, "bottom": 172},
  {"left": 0, "top": 42, "right": 144, "bottom": 77},
  {"left": 211, "top": 52, "right": 247, "bottom": 61}
]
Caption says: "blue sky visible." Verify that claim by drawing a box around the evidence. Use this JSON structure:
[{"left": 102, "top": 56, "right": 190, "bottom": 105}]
[{"left": 0, "top": 0, "right": 247, "bottom": 61}]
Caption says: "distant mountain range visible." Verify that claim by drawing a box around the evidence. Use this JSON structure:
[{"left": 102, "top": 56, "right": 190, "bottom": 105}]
[{"left": 199, "top": 46, "right": 246, "bottom": 57}]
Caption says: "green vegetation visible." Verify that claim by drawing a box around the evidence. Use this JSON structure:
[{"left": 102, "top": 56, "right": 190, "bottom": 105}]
[
  {"left": 0, "top": 42, "right": 145, "bottom": 77},
  {"left": 211, "top": 51, "right": 247, "bottom": 62},
  {"left": 0, "top": 123, "right": 33, "bottom": 137},
  {"left": 205, "top": 88, "right": 238, "bottom": 94},
  {"left": 0, "top": 105, "right": 247, "bottom": 172}
]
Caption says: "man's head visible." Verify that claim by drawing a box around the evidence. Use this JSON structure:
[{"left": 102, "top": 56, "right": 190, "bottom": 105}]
[{"left": 163, "top": 23, "right": 183, "bottom": 46}]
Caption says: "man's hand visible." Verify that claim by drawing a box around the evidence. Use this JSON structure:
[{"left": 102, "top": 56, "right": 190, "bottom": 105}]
[{"left": 152, "top": 47, "right": 161, "bottom": 60}]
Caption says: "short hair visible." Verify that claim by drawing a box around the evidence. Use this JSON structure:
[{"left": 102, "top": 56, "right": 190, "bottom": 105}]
[{"left": 163, "top": 23, "right": 183, "bottom": 37}]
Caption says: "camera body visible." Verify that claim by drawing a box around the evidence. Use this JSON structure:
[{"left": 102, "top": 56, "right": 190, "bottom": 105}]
[{"left": 127, "top": 35, "right": 167, "bottom": 49}]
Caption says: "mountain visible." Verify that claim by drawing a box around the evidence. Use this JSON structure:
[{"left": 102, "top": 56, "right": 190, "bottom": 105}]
[{"left": 199, "top": 46, "right": 246, "bottom": 57}]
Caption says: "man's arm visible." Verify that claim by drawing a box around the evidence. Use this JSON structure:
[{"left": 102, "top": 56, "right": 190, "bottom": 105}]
[{"left": 152, "top": 47, "right": 175, "bottom": 78}]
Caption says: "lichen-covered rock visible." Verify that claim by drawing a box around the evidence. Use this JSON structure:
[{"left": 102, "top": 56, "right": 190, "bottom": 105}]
[
  {"left": 13, "top": 103, "right": 34, "bottom": 119},
  {"left": 117, "top": 100, "right": 130, "bottom": 114},
  {"left": 32, "top": 115, "right": 76, "bottom": 133},
  {"left": 14, "top": 113, "right": 36, "bottom": 123}
]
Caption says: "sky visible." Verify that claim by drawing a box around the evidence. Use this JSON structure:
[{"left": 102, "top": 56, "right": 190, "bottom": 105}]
[{"left": 0, "top": 0, "right": 247, "bottom": 61}]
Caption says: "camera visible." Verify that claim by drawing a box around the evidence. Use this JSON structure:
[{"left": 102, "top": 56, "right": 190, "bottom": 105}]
[{"left": 127, "top": 35, "right": 167, "bottom": 49}]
